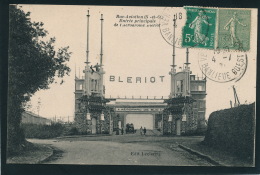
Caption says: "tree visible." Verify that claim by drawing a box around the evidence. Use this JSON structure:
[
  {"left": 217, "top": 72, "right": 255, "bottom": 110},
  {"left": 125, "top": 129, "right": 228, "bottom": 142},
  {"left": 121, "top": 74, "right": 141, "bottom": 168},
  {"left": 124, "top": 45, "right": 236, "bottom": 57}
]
[{"left": 8, "top": 5, "right": 71, "bottom": 155}]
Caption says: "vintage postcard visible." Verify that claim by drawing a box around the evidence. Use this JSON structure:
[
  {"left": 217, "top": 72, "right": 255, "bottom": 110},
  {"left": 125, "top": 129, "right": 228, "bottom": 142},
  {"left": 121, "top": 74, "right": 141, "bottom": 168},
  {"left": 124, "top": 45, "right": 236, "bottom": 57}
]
[{"left": 7, "top": 5, "right": 257, "bottom": 167}]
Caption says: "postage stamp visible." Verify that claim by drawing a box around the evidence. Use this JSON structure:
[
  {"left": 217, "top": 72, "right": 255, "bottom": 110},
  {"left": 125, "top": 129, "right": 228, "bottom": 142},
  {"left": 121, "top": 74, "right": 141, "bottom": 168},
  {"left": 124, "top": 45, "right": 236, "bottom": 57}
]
[
  {"left": 182, "top": 7, "right": 217, "bottom": 49},
  {"left": 198, "top": 50, "right": 248, "bottom": 83},
  {"left": 216, "top": 9, "right": 251, "bottom": 51}
]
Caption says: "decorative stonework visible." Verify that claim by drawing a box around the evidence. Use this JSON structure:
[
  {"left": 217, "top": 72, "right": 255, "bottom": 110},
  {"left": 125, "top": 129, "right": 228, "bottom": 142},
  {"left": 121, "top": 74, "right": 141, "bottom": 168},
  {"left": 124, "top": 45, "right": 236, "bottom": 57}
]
[
  {"left": 163, "top": 96, "right": 199, "bottom": 135},
  {"left": 75, "top": 107, "right": 113, "bottom": 134}
]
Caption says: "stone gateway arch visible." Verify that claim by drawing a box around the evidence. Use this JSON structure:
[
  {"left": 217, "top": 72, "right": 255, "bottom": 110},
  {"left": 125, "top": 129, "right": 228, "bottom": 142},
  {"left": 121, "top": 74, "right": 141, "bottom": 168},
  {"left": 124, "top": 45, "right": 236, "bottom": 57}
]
[{"left": 74, "top": 11, "right": 207, "bottom": 136}]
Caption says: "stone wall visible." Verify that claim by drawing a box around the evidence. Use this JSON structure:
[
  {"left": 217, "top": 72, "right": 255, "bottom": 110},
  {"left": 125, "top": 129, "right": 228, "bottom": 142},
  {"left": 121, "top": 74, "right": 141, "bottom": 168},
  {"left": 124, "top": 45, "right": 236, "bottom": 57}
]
[
  {"left": 75, "top": 109, "right": 113, "bottom": 134},
  {"left": 162, "top": 103, "right": 198, "bottom": 135},
  {"left": 155, "top": 114, "right": 162, "bottom": 129},
  {"left": 204, "top": 103, "right": 255, "bottom": 160},
  {"left": 75, "top": 113, "right": 88, "bottom": 133},
  {"left": 22, "top": 112, "right": 52, "bottom": 125}
]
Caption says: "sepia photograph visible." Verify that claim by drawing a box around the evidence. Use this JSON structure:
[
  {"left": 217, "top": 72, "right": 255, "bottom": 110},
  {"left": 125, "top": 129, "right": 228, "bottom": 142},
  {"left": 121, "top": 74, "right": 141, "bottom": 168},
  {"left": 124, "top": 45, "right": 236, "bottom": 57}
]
[{"left": 6, "top": 4, "right": 257, "bottom": 168}]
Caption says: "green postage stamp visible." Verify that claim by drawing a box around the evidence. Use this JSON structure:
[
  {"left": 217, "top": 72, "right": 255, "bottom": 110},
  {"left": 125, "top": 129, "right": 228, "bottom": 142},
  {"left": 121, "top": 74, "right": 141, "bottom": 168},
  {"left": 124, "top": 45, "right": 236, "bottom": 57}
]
[
  {"left": 182, "top": 7, "right": 217, "bottom": 49},
  {"left": 217, "top": 9, "right": 251, "bottom": 51},
  {"left": 182, "top": 7, "right": 251, "bottom": 51}
]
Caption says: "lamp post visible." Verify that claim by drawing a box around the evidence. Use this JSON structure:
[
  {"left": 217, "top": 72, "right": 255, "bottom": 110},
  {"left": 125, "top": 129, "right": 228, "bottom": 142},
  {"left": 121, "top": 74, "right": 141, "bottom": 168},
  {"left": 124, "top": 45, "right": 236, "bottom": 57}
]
[
  {"left": 85, "top": 100, "right": 91, "bottom": 133},
  {"left": 86, "top": 111, "right": 91, "bottom": 134},
  {"left": 168, "top": 114, "right": 172, "bottom": 134},
  {"left": 86, "top": 109, "right": 91, "bottom": 121},
  {"left": 100, "top": 111, "right": 104, "bottom": 134},
  {"left": 100, "top": 97, "right": 105, "bottom": 134},
  {"left": 109, "top": 110, "right": 113, "bottom": 135},
  {"left": 182, "top": 114, "right": 186, "bottom": 122},
  {"left": 100, "top": 111, "right": 105, "bottom": 121},
  {"left": 161, "top": 112, "right": 164, "bottom": 134}
]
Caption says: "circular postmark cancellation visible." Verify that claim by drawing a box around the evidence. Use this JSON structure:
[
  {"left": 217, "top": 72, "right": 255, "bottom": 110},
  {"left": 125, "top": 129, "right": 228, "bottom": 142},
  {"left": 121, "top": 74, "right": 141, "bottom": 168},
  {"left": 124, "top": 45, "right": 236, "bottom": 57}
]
[
  {"left": 159, "top": 7, "right": 215, "bottom": 49},
  {"left": 198, "top": 49, "right": 248, "bottom": 83},
  {"left": 159, "top": 7, "right": 186, "bottom": 48}
]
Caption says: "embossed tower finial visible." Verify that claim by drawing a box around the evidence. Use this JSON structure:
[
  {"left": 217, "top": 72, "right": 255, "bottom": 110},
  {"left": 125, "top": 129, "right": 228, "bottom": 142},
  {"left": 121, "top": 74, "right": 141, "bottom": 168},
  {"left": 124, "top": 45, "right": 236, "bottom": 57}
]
[{"left": 86, "top": 10, "right": 90, "bottom": 65}]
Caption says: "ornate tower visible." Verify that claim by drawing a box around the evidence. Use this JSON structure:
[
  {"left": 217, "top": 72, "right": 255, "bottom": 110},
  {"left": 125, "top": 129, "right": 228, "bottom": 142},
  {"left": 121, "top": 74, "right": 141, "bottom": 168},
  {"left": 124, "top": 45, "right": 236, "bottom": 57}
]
[
  {"left": 74, "top": 11, "right": 111, "bottom": 135},
  {"left": 84, "top": 10, "right": 91, "bottom": 96},
  {"left": 82, "top": 12, "right": 105, "bottom": 97},
  {"left": 163, "top": 15, "right": 206, "bottom": 136}
]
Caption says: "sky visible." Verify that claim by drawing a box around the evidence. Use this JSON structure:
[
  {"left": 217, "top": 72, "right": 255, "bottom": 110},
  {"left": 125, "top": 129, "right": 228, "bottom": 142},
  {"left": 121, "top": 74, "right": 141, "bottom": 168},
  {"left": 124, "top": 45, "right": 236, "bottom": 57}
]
[{"left": 18, "top": 5, "right": 257, "bottom": 121}]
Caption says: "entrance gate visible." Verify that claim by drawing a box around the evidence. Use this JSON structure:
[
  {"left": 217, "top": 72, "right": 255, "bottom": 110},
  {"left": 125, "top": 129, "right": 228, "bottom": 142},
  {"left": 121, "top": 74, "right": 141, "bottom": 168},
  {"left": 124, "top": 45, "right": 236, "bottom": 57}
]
[
  {"left": 125, "top": 114, "right": 154, "bottom": 129},
  {"left": 176, "top": 119, "right": 181, "bottom": 136},
  {"left": 91, "top": 118, "right": 97, "bottom": 134}
]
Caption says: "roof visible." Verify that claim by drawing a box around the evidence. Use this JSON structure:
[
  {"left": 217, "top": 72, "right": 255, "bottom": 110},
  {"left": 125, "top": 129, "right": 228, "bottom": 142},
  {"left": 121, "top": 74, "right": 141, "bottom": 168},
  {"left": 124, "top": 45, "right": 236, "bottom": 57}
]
[
  {"left": 106, "top": 99, "right": 166, "bottom": 107},
  {"left": 23, "top": 111, "right": 50, "bottom": 120},
  {"left": 164, "top": 96, "right": 196, "bottom": 104},
  {"left": 78, "top": 95, "right": 110, "bottom": 103}
]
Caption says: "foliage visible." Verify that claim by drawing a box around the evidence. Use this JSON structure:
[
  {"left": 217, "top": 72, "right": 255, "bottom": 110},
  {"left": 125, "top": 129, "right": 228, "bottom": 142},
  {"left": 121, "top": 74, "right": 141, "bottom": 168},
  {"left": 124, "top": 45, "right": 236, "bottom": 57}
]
[
  {"left": 181, "top": 128, "right": 206, "bottom": 136},
  {"left": 101, "top": 131, "right": 109, "bottom": 134},
  {"left": 22, "top": 123, "right": 90, "bottom": 138},
  {"left": 204, "top": 103, "right": 255, "bottom": 161},
  {"left": 22, "top": 123, "right": 65, "bottom": 139},
  {"left": 67, "top": 127, "right": 79, "bottom": 135},
  {"left": 8, "top": 6, "right": 71, "bottom": 154},
  {"left": 63, "top": 124, "right": 79, "bottom": 136}
]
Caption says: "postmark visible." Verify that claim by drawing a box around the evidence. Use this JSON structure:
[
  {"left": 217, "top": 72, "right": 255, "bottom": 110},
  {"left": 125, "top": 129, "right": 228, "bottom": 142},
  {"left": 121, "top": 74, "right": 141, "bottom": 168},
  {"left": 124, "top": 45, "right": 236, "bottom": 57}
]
[
  {"left": 182, "top": 7, "right": 217, "bottom": 49},
  {"left": 216, "top": 9, "right": 251, "bottom": 51},
  {"left": 198, "top": 49, "right": 247, "bottom": 83},
  {"left": 159, "top": 7, "right": 187, "bottom": 48}
]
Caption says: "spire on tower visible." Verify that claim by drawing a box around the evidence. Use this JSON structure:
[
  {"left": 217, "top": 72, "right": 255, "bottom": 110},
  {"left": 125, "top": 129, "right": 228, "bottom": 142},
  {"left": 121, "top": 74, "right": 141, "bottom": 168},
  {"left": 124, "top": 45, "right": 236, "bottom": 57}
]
[
  {"left": 171, "top": 14, "right": 177, "bottom": 71},
  {"left": 85, "top": 10, "right": 90, "bottom": 65},
  {"left": 100, "top": 14, "right": 104, "bottom": 66},
  {"left": 184, "top": 48, "right": 191, "bottom": 69}
]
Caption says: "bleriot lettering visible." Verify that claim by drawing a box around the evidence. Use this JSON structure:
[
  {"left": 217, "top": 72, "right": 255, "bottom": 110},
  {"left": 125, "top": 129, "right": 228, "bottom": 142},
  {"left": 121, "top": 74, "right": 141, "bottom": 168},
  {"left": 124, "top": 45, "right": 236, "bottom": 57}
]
[{"left": 109, "top": 76, "right": 166, "bottom": 83}]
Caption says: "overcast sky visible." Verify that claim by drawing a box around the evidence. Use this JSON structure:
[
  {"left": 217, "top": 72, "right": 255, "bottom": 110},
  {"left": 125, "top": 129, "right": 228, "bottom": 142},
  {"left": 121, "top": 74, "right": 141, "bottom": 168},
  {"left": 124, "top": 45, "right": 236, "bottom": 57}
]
[{"left": 19, "top": 5, "right": 257, "bottom": 121}]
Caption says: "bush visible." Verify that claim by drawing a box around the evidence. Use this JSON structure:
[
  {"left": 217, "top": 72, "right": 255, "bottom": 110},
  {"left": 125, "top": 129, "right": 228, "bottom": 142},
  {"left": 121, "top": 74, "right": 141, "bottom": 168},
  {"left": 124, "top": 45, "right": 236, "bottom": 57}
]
[
  {"left": 67, "top": 127, "right": 79, "bottom": 135},
  {"left": 22, "top": 123, "right": 65, "bottom": 139},
  {"left": 182, "top": 128, "right": 207, "bottom": 136},
  {"left": 102, "top": 130, "right": 109, "bottom": 134},
  {"left": 204, "top": 103, "right": 255, "bottom": 160},
  {"left": 163, "top": 132, "right": 172, "bottom": 135},
  {"left": 7, "top": 126, "right": 26, "bottom": 156}
]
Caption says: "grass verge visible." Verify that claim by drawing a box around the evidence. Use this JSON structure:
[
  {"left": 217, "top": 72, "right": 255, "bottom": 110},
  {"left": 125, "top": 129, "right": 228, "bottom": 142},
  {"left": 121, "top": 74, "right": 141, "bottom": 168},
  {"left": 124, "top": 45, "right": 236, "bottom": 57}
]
[
  {"left": 7, "top": 141, "right": 53, "bottom": 164},
  {"left": 181, "top": 141, "right": 254, "bottom": 167}
]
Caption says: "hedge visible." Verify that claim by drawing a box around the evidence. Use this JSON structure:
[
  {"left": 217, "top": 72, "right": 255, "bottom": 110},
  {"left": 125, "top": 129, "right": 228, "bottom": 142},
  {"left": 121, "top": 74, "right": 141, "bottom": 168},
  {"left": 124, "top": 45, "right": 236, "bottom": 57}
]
[
  {"left": 204, "top": 103, "right": 255, "bottom": 161},
  {"left": 22, "top": 123, "right": 65, "bottom": 139}
]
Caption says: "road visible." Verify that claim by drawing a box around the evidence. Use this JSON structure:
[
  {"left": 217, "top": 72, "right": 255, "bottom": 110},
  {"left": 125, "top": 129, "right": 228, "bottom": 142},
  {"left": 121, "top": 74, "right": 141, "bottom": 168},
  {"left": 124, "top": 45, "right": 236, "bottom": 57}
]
[{"left": 28, "top": 134, "right": 213, "bottom": 166}]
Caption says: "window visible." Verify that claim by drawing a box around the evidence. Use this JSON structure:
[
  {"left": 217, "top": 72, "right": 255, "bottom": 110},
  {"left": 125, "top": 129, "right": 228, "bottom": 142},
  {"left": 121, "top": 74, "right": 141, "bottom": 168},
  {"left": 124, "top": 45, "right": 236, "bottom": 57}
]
[
  {"left": 177, "top": 80, "right": 184, "bottom": 92},
  {"left": 91, "top": 79, "right": 95, "bottom": 91},
  {"left": 76, "top": 83, "right": 83, "bottom": 90},
  {"left": 76, "top": 103, "right": 80, "bottom": 112},
  {"left": 198, "top": 85, "right": 202, "bottom": 91},
  {"left": 193, "top": 102, "right": 198, "bottom": 108},
  {"left": 200, "top": 101, "right": 205, "bottom": 108}
]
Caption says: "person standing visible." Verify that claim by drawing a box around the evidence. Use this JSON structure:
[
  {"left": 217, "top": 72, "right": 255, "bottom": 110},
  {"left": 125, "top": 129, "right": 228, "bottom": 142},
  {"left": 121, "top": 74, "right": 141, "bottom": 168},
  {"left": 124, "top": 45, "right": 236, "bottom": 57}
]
[
  {"left": 143, "top": 127, "right": 147, "bottom": 136},
  {"left": 121, "top": 127, "right": 124, "bottom": 135},
  {"left": 140, "top": 126, "right": 143, "bottom": 135}
]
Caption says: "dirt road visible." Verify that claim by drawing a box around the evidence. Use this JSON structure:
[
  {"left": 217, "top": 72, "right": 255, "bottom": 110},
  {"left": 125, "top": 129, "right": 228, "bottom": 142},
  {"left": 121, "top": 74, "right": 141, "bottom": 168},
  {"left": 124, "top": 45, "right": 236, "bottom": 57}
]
[{"left": 28, "top": 135, "right": 213, "bottom": 166}]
